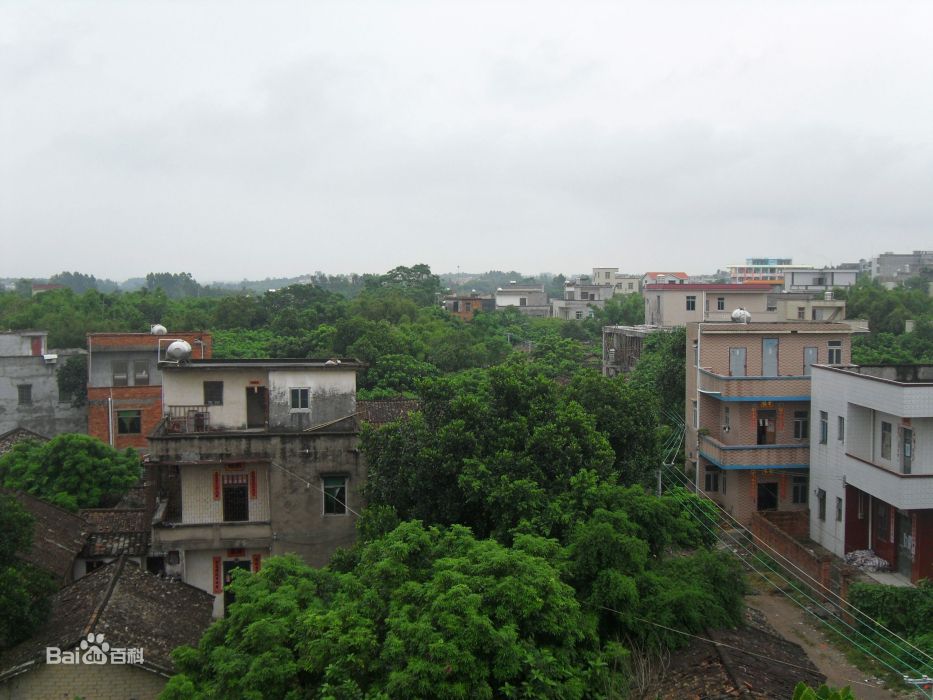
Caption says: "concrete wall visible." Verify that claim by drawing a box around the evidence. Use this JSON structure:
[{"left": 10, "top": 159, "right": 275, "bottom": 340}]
[
  {"left": 0, "top": 661, "right": 167, "bottom": 700},
  {"left": 645, "top": 289, "right": 772, "bottom": 326},
  {"left": 0, "top": 332, "right": 44, "bottom": 356},
  {"left": 184, "top": 547, "right": 268, "bottom": 617},
  {"left": 0, "top": 354, "right": 87, "bottom": 437}
]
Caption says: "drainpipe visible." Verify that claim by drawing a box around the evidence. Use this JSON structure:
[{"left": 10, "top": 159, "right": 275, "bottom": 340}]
[
  {"left": 695, "top": 324, "right": 702, "bottom": 494},
  {"left": 108, "top": 388, "right": 114, "bottom": 447}
]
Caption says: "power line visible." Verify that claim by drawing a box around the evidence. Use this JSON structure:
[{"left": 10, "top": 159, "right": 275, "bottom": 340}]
[
  {"left": 269, "top": 460, "right": 362, "bottom": 518},
  {"left": 659, "top": 463, "right": 933, "bottom": 694}
]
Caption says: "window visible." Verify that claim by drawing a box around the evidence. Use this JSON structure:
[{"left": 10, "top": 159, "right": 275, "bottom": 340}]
[
  {"left": 575, "top": 311, "right": 583, "bottom": 320},
  {"left": 604, "top": 271, "right": 610, "bottom": 279},
  {"left": 134, "top": 359, "right": 150, "bottom": 386},
  {"left": 686, "top": 295, "right": 696, "bottom": 311},
  {"left": 723, "top": 406, "right": 731, "bottom": 431},
  {"left": 117, "top": 410, "right": 141, "bottom": 434},
  {"left": 323, "top": 476, "right": 348, "bottom": 515},
  {"left": 857, "top": 492, "right": 866, "bottom": 520},
  {"left": 797, "top": 307, "right": 806, "bottom": 320},
  {"left": 290, "top": 388, "right": 310, "bottom": 411},
  {"left": 817, "top": 488, "right": 826, "bottom": 521},
  {"left": 819, "top": 411, "right": 828, "bottom": 444},
  {"left": 222, "top": 474, "right": 249, "bottom": 521},
  {"left": 792, "top": 476, "right": 808, "bottom": 504},
  {"left": 837, "top": 416, "right": 845, "bottom": 442},
  {"left": 793, "top": 411, "right": 809, "bottom": 439},
  {"left": 827, "top": 340, "right": 842, "bottom": 364},
  {"left": 519, "top": 297, "right": 527, "bottom": 307},
  {"left": 876, "top": 502, "right": 889, "bottom": 540},
  {"left": 692, "top": 400, "right": 698, "bottom": 429},
  {"left": 717, "top": 297, "right": 725, "bottom": 311},
  {"left": 17, "top": 384, "right": 32, "bottom": 405},
  {"left": 880, "top": 421, "right": 892, "bottom": 459},
  {"left": 704, "top": 468, "right": 719, "bottom": 492},
  {"left": 204, "top": 381, "right": 224, "bottom": 406},
  {"left": 903, "top": 427, "right": 913, "bottom": 474},
  {"left": 721, "top": 474, "right": 727, "bottom": 494},
  {"left": 627, "top": 282, "right": 634, "bottom": 290},
  {"left": 112, "top": 360, "right": 128, "bottom": 387},
  {"left": 835, "top": 497, "right": 843, "bottom": 522}
]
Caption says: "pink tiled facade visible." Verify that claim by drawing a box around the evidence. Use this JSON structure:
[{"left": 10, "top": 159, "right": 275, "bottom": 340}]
[{"left": 685, "top": 321, "right": 853, "bottom": 525}]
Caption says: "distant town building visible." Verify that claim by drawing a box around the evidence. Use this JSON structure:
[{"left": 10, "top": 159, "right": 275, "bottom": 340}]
[
  {"left": 686, "top": 320, "right": 855, "bottom": 525},
  {"left": 551, "top": 277, "right": 616, "bottom": 320},
  {"left": 0, "top": 331, "right": 86, "bottom": 437},
  {"left": 809, "top": 364, "right": 933, "bottom": 583},
  {"left": 641, "top": 271, "right": 689, "bottom": 287},
  {"left": 727, "top": 258, "right": 810, "bottom": 284},
  {"left": 644, "top": 283, "right": 776, "bottom": 326},
  {"left": 782, "top": 268, "right": 858, "bottom": 293},
  {"left": 86, "top": 331, "right": 212, "bottom": 451},
  {"left": 494, "top": 282, "right": 549, "bottom": 317},
  {"left": 870, "top": 251, "right": 933, "bottom": 286},
  {"left": 442, "top": 293, "right": 495, "bottom": 321},
  {"left": 592, "top": 267, "right": 641, "bottom": 294}
]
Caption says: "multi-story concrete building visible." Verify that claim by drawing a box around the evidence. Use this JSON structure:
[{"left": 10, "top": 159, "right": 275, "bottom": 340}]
[
  {"left": 641, "top": 271, "right": 689, "bottom": 288},
  {"left": 442, "top": 293, "right": 495, "bottom": 321},
  {"left": 592, "top": 267, "right": 641, "bottom": 294},
  {"left": 551, "top": 277, "right": 616, "bottom": 320},
  {"left": 686, "top": 320, "right": 854, "bottom": 524},
  {"left": 727, "top": 258, "right": 808, "bottom": 284},
  {"left": 0, "top": 331, "right": 86, "bottom": 437},
  {"left": 809, "top": 364, "right": 933, "bottom": 583},
  {"left": 644, "top": 283, "right": 776, "bottom": 326},
  {"left": 147, "top": 357, "right": 364, "bottom": 616},
  {"left": 870, "top": 251, "right": 933, "bottom": 286},
  {"left": 495, "top": 282, "right": 549, "bottom": 317},
  {"left": 86, "top": 331, "right": 212, "bottom": 451},
  {"left": 782, "top": 268, "right": 858, "bottom": 293}
]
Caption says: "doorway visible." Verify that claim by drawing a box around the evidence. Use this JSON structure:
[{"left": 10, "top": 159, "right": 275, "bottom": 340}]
[
  {"left": 757, "top": 482, "right": 778, "bottom": 511},
  {"left": 757, "top": 410, "right": 776, "bottom": 445},
  {"left": 223, "top": 560, "right": 252, "bottom": 611},
  {"left": 896, "top": 512, "right": 913, "bottom": 579},
  {"left": 246, "top": 386, "right": 267, "bottom": 428}
]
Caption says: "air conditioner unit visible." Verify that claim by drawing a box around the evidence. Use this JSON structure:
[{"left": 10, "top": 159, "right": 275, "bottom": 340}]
[{"left": 42, "top": 354, "right": 58, "bottom": 364}]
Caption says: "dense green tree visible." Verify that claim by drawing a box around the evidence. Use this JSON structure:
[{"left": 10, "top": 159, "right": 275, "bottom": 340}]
[
  {"left": 0, "top": 435, "right": 141, "bottom": 510},
  {"left": 55, "top": 354, "right": 88, "bottom": 407},
  {"left": 163, "top": 525, "right": 605, "bottom": 700},
  {"left": 0, "top": 494, "right": 57, "bottom": 648},
  {"left": 628, "top": 327, "right": 687, "bottom": 424}
]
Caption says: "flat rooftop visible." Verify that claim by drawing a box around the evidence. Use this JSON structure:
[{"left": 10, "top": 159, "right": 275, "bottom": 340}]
[
  {"left": 158, "top": 357, "right": 364, "bottom": 370},
  {"left": 818, "top": 364, "right": 933, "bottom": 385}
]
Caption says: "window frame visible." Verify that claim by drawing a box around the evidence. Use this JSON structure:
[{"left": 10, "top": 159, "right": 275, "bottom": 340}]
[
  {"left": 112, "top": 360, "right": 129, "bottom": 387},
  {"left": 322, "top": 475, "right": 349, "bottom": 515},
  {"left": 827, "top": 340, "right": 842, "bottom": 364},
  {"left": 880, "top": 421, "right": 892, "bottom": 460},
  {"left": 17, "top": 384, "right": 32, "bottom": 405},
  {"left": 717, "top": 296, "right": 725, "bottom": 311},
  {"left": 116, "top": 409, "right": 142, "bottom": 435},
  {"left": 792, "top": 476, "right": 808, "bottom": 504},
  {"left": 793, "top": 411, "right": 809, "bottom": 440},
  {"left": 819, "top": 411, "right": 828, "bottom": 444},
  {"left": 222, "top": 475, "right": 249, "bottom": 522},
  {"left": 837, "top": 416, "right": 845, "bottom": 442},
  {"left": 686, "top": 295, "right": 696, "bottom": 311},
  {"left": 817, "top": 488, "right": 826, "bottom": 521},
  {"left": 204, "top": 381, "right": 224, "bottom": 406},
  {"left": 835, "top": 496, "right": 843, "bottom": 522},
  {"left": 133, "top": 359, "right": 150, "bottom": 386},
  {"left": 704, "top": 468, "right": 719, "bottom": 493},
  {"left": 290, "top": 387, "right": 310, "bottom": 412}
]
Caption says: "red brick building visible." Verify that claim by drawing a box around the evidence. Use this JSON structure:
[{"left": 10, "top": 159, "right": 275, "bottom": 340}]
[{"left": 87, "top": 332, "right": 212, "bottom": 451}]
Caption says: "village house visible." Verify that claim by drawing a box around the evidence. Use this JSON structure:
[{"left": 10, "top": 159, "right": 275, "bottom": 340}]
[
  {"left": 441, "top": 292, "right": 495, "bottom": 321},
  {"left": 494, "top": 282, "right": 549, "bottom": 317},
  {"left": 86, "top": 329, "right": 212, "bottom": 451},
  {"left": 686, "top": 320, "right": 854, "bottom": 525},
  {"left": 146, "top": 355, "right": 364, "bottom": 617},
  {"left": 809, "top": 364, "right": 933, "bottom": 583},
  {"left": 0, "top": 331, "right": 86, "bottom": 438}
]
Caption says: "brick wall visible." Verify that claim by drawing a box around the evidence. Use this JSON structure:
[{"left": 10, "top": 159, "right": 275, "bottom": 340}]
[
  {"left": 87, "top": 386, "right": 163, "bottom": 450},
  {"left": 88, "top": 332, "right": 213, "bottom": 356},
  {"left": 751, "top": 511, "right": 833, "bottom": 595},
  {"left": 0, "top": 661, "right": 167, "bottom": 700},
  {"left": 761, "top": 510, "right": 809, "bottom": 539}
]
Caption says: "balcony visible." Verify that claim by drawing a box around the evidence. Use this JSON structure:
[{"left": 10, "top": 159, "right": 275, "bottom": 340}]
[
  {"left": 163, "top": 405, "right": 213, "bottom": 433},
  {"left": 699, "top": 434, "right": 810, "bottom": 470},
  {"left": 698, "top": 370, "right": 810, "bottom": 402},
  {"left": 152, "top": 520, "right": 273, "bottom": 550},
  {"left": 843, "top": 452, "right": 933, "bottom": 511}
]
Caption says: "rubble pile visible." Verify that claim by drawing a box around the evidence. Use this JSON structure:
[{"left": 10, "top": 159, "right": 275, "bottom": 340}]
[{"left": 844, "top": 549, "right": 890, "bottom": 572}]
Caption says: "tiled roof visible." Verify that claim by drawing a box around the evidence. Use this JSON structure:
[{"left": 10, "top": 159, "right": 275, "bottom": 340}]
[
  {"left": 79, "top": 509, "right": 150, "bottom": 558},
  {"left": 656, "top": 618, "right": 823, "bottom": 699},
  {"left": 5, "top": 489, "right": 88, "bottom": 584},
  {"left": 357, "top": 399, "right": 421, "bottom": 425},
  {"left": 0, "top": 557, "right": 215, "bottom": 680},
  {"left": 0, "top": 428, "right": 49, "bottom": 456}
]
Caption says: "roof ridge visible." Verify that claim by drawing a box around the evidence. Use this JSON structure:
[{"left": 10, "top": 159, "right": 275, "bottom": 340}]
[{"left": 82, "top": 555, "right": 126, "bottom": 638}]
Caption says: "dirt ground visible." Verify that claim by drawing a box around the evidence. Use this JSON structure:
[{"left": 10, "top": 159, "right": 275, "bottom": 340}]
[{"left": 746, "top": 591, "right": 917, "bottom": 700}]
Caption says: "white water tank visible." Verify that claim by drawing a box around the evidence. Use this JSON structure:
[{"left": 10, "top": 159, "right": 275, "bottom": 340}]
[
  {"left": 165, "top": 340, "right": 192, "bottom": 362},
  {"left": 731, "top": 308, "right": 752, "bottom": 323},
  {"left": 150, "top": 324, "right": 168, "bottom": 335}
]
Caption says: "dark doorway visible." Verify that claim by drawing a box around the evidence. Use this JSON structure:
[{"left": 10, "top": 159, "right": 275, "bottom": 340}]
[
  {"left": 223, "top": 560, "right": 251, "bottom": 611},
  {"left": 246, "top": 386, "right": 267, "bottom": 428},
  {"left": 757, "top": 410, "right": 776, "bottom": 445},
  {"left": 757, "top": 482, "right": 778, "bottom": 511},
  {"left": 896, "top": 512, "right": 913, "bottom": 579}
]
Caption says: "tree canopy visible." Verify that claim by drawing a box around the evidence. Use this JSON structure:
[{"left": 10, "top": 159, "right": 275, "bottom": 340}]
[{"left": 0, "top": 434, "right": 141, "bottom": 511}]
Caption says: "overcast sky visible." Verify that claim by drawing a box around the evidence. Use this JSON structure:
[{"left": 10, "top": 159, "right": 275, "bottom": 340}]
[{"left": 2, "top": 1, "right": 932, "bottom": 282}]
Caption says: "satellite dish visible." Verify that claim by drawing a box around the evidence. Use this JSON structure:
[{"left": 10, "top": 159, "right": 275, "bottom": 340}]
[
  {"left": 150, "top": 324, "right": 168, "bottom": 335},
  {"left": 165, "top": 340, "right": 192, "bottom": 362}
]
